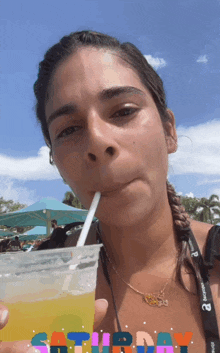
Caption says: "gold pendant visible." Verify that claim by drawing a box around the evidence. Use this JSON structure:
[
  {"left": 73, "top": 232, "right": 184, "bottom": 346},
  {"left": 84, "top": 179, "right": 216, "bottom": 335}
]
[{"left": 143, "top": 294, "right": 168, "bottom": 307}]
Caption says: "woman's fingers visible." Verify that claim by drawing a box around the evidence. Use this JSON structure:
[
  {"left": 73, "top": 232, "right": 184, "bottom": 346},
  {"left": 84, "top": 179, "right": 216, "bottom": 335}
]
[
  {"left": 0, "top": 341, "right": 40, "bottom": 353},
  {"left": 0, "top": 307, "right": 9, "bottom": 330},
  {"left": 94, "top": 298, "right": 108, "bottom": 330}
]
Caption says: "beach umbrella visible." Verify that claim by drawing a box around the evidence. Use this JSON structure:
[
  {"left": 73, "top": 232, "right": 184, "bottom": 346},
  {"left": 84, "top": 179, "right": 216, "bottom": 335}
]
[
  {"left": 16, "top": 226, "right": 48, "bottom": 242},
  {"left": 6, "top": 234, "right": 41, "bottom": 242},
  {"left": 0, "top": 197, "right": 90, "bottom": 237},
  {"left": 26, "top": 226, "right": 47, "bottom": 236},
  {"left": 0, "top": 229, "right": 15, "bottom": 237}
]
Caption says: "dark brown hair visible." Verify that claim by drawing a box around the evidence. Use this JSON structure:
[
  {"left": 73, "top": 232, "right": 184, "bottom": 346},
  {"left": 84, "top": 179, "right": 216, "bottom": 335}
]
[
  {"left": 51, "top": 219, "right": 57, "bottom": 228},
  {"left": 34, "top": 30, "right": 196, "bottom": 293}
]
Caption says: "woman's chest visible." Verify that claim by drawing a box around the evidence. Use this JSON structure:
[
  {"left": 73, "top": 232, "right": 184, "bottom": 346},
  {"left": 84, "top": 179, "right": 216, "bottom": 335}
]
[{"left": 95, "top": 274, "right": 213, "bottom": 352}]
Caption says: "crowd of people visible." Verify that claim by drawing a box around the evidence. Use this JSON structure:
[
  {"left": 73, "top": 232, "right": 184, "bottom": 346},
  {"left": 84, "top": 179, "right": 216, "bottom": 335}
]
[
  {"left": 0, "top": 236, "right": 22, "bottom": 253},
  {"left": 0, "top": 219, "right": 69, "bottom": 253}
]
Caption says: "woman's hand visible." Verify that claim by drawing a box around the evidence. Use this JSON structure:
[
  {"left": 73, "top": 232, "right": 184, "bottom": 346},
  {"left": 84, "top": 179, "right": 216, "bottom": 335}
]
[{"left": 0, "top": 300, "right": 108, "bottom": 352}]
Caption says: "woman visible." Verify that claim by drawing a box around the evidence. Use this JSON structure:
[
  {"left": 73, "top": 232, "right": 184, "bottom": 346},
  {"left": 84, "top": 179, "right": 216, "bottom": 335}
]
[{"left": 0, "top": 30, "right": 219, "bottom": 353}]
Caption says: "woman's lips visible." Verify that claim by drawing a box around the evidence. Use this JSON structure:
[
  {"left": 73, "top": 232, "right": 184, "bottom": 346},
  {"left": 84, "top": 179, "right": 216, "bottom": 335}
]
[{"left": 99, "top": 180, "right": 134, "bottom": 197}]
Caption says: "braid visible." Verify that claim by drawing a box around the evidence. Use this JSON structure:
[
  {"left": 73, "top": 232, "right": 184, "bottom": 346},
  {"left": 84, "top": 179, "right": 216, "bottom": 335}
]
[
  {"left": 166, "top": 181, "right": 190, "bottom": 229},
  {"left": 166, "top": 180, "right": 199, "bottom": 293}
]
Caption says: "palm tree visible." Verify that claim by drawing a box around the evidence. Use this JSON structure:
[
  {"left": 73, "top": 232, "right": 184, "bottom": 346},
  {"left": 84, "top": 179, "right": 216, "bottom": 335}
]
[
  {"left": 193, "top": 194, "right": 220, "bottom": 224},
  {"left": 0, "top": 197, "right": 30, "bottom": 233},
  {"left": 62, "top": 191, "right": 74, "bottom": 206},
  {"left": 0, "top": 197, "right": 26, "bottom": 214},
  {"left": 181, "top": 196, "right": 201, "bottom": 220},
  {"left": 62, "top": 191, "right": 85, "bottom": 209},
  {"left": 211, "top": 206, "right": 220, "bottom": 225}
]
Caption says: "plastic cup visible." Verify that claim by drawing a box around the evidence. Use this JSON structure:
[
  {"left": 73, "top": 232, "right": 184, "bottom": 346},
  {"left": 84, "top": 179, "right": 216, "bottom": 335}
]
[{"left": 0, "top": 244, "right": 102, "bottom": 352}]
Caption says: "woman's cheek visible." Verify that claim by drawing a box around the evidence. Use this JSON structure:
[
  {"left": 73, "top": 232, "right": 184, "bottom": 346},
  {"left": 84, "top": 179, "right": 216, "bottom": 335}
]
[{"left": 53, "top": 146, "right": 82, "bottom": 174}]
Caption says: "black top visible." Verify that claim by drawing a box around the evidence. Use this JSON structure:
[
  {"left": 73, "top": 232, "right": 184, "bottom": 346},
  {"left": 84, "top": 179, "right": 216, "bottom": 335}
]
[
  {"left": 49, "top": 227, "right": 68, "bottom": 248},
  {"left": 96, "top": 223, "right": 220, "bottom": 353},
  {"left": 37, "top": 227, "right": 68, "bottom": 250}
]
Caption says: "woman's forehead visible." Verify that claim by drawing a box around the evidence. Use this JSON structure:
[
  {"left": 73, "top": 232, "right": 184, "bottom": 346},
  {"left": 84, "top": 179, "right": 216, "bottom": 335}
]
[{"left": 48, "top": 48, "right": 147, "bottom": 102}]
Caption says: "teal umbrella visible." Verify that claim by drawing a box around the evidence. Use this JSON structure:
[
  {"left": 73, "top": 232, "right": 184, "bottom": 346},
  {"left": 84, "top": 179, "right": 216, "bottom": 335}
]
[
  {"left": 18, "top": 226, "right": 48, "bottom": 241},
  {"left": 0, "top": 229, "right": 15, "bottom": 237},
  {"left": 26, "top": 226, "right": 47, "bottom": 236},
  {"left": 6, "top": 235, "right": 40, "bottom": 242},
  {"left": 0, "top": 197, "right": 90, "bottom": 237}
]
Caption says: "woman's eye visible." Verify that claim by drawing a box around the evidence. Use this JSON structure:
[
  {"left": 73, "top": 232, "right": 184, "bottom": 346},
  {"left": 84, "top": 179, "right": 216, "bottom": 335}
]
[
  {"left": 54, "top": 108, "right": 138, "bottom": 140},
  {"left": 111, "top": 107, "right": 138, "bottom": 119},
  {"left": 57, "top": 126, "right": 81, "bottom": 139}
]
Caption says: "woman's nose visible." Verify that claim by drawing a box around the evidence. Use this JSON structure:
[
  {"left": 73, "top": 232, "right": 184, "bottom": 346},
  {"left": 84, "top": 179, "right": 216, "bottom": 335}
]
[{"left": 84, "top": 112, "right": 118, "bottom": 163}]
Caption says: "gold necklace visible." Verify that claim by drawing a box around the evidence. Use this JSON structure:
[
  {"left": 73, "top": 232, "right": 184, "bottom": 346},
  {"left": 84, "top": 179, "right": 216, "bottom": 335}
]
[{"left": 96, "top": 223, "right": 170, "bottom": 308}]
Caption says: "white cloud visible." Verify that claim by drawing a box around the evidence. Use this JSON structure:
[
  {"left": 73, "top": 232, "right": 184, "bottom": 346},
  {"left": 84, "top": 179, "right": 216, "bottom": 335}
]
[
  {"left": 196, "top": 55, "right": 208, "bottom": 64},
  {"left": 185, "top": 192, "right": 194, "bottom": 198},
  {"left": 169, "top": 113, "right": 220, "bottom": 176},
  {"left": 0, "top": 146, "right": 61, "bottom": 181},
  {"left": 0, "top": 177, "right": 38, "bottom": 206},
  {"left": 144, "top": 55, "right": 167, "bottom": 69}
]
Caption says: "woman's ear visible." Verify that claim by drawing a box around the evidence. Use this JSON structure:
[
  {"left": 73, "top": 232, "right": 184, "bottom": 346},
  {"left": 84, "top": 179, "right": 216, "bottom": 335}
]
[{"left": 164, "top": 109, "right": 178, "bottom": 154}]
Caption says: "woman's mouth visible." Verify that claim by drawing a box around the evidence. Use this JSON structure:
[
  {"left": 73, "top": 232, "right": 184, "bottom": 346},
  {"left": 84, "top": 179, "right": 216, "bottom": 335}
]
[{"left": 99, "top": 180, "right": 134, "bottom": 197}]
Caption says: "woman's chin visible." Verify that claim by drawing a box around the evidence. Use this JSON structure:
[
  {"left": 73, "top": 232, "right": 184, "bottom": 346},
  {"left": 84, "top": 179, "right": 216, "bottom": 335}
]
[{"left": 96, "top": 193, "right": 156, "bottom": 228}]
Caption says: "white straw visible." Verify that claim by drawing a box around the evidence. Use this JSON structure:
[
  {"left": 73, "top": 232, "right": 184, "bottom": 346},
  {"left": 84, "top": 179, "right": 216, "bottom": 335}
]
[
  {"left": 76, "top": 191, "right": 101, "bottom": 247},
  {"left": 63, "top": 192, "right": 101, "bottom": 289}
]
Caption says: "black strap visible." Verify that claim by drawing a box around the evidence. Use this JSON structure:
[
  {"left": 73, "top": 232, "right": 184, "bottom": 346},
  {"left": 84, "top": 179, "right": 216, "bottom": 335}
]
[{"left": 180, "top": 226, "right": 220, "bottom": 353}]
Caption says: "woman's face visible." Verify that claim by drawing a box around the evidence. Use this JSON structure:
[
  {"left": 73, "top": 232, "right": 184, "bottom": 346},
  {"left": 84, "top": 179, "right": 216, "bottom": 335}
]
[{"left": 45, "top": 48, "right": 177, "bottom": 226}]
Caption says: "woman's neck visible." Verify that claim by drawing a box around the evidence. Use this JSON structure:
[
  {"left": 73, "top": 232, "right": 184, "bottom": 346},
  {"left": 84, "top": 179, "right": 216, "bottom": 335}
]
[{"left": 99, "top": 199, "right": 177, "bottom": 280}]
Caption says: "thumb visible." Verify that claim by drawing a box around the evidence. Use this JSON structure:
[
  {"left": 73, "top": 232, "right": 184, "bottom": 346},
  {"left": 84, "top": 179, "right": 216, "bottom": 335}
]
[
  {"left": 0, "top": 305, "right": 9, "bottom": 329},
  {"left": 94, "top": 299, "right": 108, "bottom": 330}
]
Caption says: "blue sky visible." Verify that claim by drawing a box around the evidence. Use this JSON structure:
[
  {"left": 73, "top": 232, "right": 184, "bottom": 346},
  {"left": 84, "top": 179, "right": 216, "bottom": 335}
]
[{"left": 0, "top": 0, "right": 220, "bottom": 206}]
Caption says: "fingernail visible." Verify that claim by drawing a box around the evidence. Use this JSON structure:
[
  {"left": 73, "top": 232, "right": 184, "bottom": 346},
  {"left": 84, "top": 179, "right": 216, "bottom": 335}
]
[
  {"left": 0, "top": 309, "right": 8, "bottom": 325},
  {"left": 99, "top": 299, "right": 108, "bottom": 305},
  {"left": 97, "top": 298, "right": 108, "bottom": 309}
]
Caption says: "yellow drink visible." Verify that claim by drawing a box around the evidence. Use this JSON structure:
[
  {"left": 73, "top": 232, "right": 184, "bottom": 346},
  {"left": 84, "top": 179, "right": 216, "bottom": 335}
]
[
  {"left": 0, "top": 244, "right": 102, "bottom": 353},
  {"left": 0, "top": 291, "right": 95, "bottom": 352}
]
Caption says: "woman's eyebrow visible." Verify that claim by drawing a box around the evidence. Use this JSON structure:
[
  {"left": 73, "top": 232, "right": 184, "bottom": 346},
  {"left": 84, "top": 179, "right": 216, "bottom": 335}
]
[
  {"left": 47, "top": 86, "right": 145, "bottom": 126},
  {"left": 98, "top": 86, "right": 145, "bottom": 101},
  {"left": 47, "top": 104, "right": 76, "bottom": 127}
]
